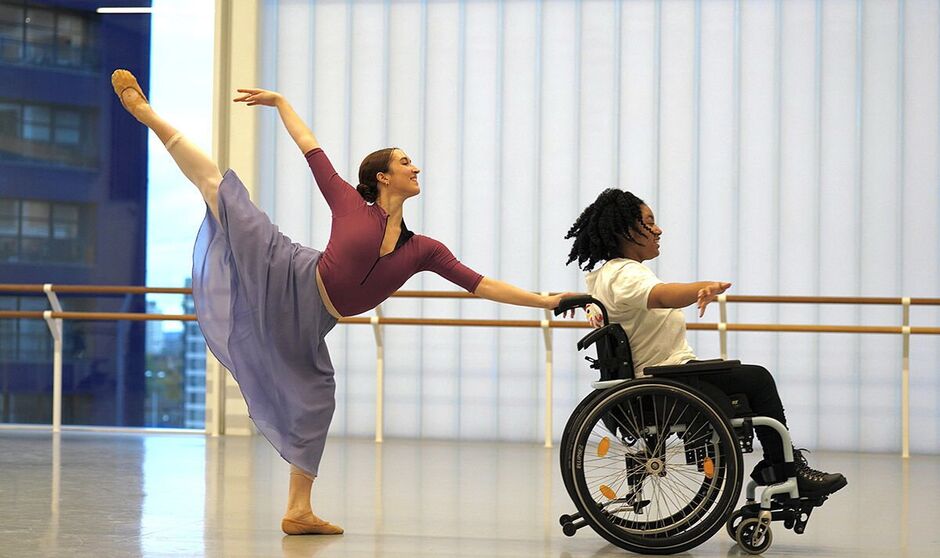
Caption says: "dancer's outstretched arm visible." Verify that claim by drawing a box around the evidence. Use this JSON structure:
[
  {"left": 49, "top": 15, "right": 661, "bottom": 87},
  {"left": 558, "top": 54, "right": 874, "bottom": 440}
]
[
  {"left": 474, "top": 277, "right": 579, "bottom": 312},
  {"left": 234, "top": 88, "right": 319, "bottom": 154}
]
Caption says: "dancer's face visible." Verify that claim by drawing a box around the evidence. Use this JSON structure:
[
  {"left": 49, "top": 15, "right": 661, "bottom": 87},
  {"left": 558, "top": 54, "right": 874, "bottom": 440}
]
[
  {"left": 619, "top": 204, "right": 662, "bottom": 262},
  {"left": 380, "top": 149, "right": 421, "bottom": 199}
]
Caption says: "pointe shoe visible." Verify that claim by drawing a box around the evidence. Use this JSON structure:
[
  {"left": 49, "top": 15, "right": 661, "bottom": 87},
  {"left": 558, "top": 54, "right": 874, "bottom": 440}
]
[
  {"left": 111, "top": 69, "right": 149, "bottom": 114},
  {"left": 281, "top": 513, "right": 344, "bottom": 536}
]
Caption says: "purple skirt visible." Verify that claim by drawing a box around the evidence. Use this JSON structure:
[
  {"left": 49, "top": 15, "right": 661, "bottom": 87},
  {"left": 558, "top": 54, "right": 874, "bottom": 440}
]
[{"left": 192, "top": 170, "right": 338, "bottom": 476}]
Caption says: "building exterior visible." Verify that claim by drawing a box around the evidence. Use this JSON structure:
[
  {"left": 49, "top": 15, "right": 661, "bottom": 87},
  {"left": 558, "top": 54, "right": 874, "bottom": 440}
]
[
  {"left": 181, "top": 278, "right": 205, "bottom": 429},
  {"left": 0, "top": 0, "right": 152, "bottom": 426}
]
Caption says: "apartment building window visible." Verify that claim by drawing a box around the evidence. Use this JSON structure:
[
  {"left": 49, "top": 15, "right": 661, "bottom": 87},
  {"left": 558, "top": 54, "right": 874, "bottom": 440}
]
[
  {"left": 0, "top": 198, "right": 92, "bottom": 264},
  {"left": 0, "top": 296, "right": 50, "bottom": 362},
  {"left": 0, "top": 2, "right": 98, "bottom": 70},
  {"left": 0, "top": 100, "right": 96, "bottom": 167}
]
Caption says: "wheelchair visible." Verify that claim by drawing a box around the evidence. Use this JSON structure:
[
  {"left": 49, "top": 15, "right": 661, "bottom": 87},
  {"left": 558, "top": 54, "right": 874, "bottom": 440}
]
[{"left": 555, "top": 296, "right": 834, "bottom": 555}]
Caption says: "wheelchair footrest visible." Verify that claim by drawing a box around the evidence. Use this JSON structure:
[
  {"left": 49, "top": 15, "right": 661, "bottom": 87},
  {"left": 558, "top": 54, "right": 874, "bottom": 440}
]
[{"left": 751, "top": 493, "right": 831, "bottom": 535}]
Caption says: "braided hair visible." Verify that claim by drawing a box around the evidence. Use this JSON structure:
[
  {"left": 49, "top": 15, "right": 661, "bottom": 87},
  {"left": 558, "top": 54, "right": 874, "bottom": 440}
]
[{"left": 565, "top": 188, "right": 651, "bottom": 271}]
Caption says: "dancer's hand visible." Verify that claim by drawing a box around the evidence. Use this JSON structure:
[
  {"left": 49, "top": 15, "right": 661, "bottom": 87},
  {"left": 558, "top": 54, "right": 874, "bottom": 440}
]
[
  {"left": 233, "top": 88, "right": 282, "bottom": 107},
  {"left": 547, "top": 292, "right": 583, "bottom": 318},
  {"left": 697, "top": 281, "right": 731, "bottom": 317}
]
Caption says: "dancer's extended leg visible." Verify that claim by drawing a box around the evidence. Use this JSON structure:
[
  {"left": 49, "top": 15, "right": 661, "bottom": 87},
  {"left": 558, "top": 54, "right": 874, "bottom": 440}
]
[
  {"left": 111, "top": 69, "right": 222, "bottom": 221},
  {"left": 281, "top": 465, "right": 344, "bottom": 535}
]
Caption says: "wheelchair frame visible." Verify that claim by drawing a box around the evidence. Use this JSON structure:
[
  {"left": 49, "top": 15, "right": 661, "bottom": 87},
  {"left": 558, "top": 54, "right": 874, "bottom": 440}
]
[{"left": 554, "top": 295, "right": 828, "bottom": 555}]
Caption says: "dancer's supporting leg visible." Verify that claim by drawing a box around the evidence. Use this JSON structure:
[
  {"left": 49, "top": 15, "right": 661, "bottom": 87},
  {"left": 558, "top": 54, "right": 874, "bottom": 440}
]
[
  {"left": 282, "top": 465, "right": 344, "bottom": 535},
  {"left": 111, "top": 69, "right": 222, "bottom": 222}
]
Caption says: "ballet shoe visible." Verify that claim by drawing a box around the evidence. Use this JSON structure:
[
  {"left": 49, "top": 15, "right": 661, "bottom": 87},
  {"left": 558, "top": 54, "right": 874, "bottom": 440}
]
[
  {"left": 111, "top": 69, "right": 149, "bottom": 115},
  {"left": 281, "top": 513, "right": 344, "bottom": 535}
]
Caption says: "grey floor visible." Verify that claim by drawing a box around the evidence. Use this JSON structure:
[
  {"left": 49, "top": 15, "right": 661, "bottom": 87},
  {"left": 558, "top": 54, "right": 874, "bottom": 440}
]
[{"left": 1, "top": 431, "right": 938, "bottom": 558}]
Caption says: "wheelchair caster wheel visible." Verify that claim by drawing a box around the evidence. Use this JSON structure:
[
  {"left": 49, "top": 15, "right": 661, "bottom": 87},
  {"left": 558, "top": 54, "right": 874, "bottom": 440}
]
[
  {"left": 562, "top": 522, "right": 578, "bottom": 537},
  {"left": 736, "top": 517, "right": 773, "bottom": 555},
  {"left": 559, "top": 514, "right": 572, "bottom": 526},
  {"left": 726, "top": 509, "right": 747, "bottom": 540}
]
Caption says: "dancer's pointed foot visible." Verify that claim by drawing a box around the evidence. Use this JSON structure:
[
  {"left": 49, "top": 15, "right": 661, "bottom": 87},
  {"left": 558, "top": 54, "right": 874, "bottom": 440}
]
[
  {"left": 111, "top": 69, "right": 150, "bottom": 119},
  {"left": 281, "top": 512, "right": 344, "bottom": 535}
]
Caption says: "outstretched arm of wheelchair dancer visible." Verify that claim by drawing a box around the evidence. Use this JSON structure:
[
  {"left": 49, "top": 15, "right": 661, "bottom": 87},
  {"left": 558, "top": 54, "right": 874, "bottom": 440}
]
[
  {"left": 234, "top": 88, "right": 319, "bottom": 153},
  {"left": 474, "top": 277, "right": 579, "bottom": 314},
  {"left": 648, "top": 281, "right": 732, "bottom": 318},
  {"left": 586, "top": 280, "right": 732, "bottom": 327}
]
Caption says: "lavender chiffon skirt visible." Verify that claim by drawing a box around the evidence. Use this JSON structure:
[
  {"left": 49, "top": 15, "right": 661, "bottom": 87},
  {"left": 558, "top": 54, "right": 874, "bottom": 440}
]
[{"left": 192, "top": 169, "right": 338, "bottom": 476}]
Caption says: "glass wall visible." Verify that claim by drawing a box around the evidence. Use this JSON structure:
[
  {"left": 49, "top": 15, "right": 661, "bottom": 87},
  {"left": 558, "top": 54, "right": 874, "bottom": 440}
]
[
  {"left": 143, "top": 0, "right": 214, "bottom": 430},
  {"left": 0, "top": 0, "right": 148, "bottom": 428},
  {"left": 0, "top": 0, "right": 213, "bottom": 429}
]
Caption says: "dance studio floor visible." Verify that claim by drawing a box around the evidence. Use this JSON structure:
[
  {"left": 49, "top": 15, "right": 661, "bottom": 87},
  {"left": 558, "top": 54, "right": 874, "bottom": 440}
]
[{"left": 1, "top": 431, "right": 937, "bottom": 558}]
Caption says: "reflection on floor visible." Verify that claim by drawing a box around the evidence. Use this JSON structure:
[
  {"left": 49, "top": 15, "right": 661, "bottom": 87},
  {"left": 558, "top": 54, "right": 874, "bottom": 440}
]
[{"left": 0, "top": 431, "right": 937, "bottom": 557}]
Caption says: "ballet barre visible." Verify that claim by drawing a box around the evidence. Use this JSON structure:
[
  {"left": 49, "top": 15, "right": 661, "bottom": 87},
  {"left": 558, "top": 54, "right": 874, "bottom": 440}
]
[{"left": 0, "top": 283, "right": 937, "bottom": 456}]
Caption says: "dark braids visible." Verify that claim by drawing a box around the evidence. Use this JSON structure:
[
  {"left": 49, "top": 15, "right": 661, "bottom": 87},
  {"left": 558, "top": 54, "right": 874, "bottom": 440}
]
[{"left": 565, "top": 188, "right": 652, "bottom": 271}]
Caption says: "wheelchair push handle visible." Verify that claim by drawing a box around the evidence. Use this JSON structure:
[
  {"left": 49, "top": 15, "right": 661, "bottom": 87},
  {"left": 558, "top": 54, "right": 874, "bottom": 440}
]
[{"left": 553, "top": 295, "right": 609, "bottom": 326}]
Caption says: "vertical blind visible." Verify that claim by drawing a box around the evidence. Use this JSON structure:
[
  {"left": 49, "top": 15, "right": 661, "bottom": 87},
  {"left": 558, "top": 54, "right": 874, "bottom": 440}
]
[{"left": 257, "top": 0, "right": 939, "bottom": 454}]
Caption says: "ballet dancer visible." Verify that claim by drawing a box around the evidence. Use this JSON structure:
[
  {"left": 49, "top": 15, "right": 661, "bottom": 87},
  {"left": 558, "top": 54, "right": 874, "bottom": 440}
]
[{"left": 112, "top": 69, "right": 578, "bottom": 535}]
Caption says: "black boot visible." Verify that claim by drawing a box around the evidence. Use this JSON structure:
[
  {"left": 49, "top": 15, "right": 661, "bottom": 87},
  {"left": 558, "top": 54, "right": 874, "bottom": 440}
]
[{"left": 793, "top": 448, "right": 847, "bottom": 498}]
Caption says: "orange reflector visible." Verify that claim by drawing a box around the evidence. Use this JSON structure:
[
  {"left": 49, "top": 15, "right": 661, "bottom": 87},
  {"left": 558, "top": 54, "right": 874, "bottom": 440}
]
[
  {"left": 597, "top": 437, "right": 610, "bottom": 457},
  {"left": 703, "top": 457, "right": 715, "bottom": 479},
  {"left": 599, "top": 484, "right": 617, "bottom": 500}
]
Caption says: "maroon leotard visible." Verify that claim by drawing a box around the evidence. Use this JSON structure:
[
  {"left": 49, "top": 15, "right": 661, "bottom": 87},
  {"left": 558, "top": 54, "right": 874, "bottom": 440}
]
[{"left": 307, "top": 148, "right": 483, "bottom": 316}]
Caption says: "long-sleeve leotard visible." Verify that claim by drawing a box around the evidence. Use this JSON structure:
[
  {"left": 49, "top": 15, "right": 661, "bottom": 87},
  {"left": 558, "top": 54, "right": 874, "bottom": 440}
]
[{"left": 307, "top": 148, "right": 483, "bottom": 316}]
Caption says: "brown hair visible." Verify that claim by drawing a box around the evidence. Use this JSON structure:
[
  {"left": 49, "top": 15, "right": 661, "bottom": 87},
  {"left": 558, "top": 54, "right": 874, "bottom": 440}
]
[{"left": 357, "top": 147, "right": 398, "bottom": 203}]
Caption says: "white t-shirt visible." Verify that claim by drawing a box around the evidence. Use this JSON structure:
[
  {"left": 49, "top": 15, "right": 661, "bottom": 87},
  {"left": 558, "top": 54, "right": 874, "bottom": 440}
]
[{"left": 585, "top": 259, "right": 697, "bottom": 377}]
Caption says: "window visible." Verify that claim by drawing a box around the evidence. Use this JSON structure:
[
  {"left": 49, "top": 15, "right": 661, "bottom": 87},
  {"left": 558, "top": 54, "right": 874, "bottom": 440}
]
[
  {"left": 0, "top": 296, "right": 51, "bottom": 362},
  {"left": 0, "top": 4, "right": 23, "bottom": 62},
  {"left": 0, "top": 3, "right": 96, "bottom": 69},
  {"left": 0, "top": 100, "right": 96, "bottom": 167},
  {"left": 0, "top": 198, "right": 92, "bottom": 265},
  {"left": 0, "top": 297, "right": 15, "bottom": 360},
  {"left": 24, "top": 6, "right": 54, "bottom": 66},
  {"left": 55, "top": 13, "right": 85, "bottom": 67},
  {"left": 53, "top": 110, "right": 80, "bottom": 145},
  {"left": 0, "top": 198, "right": 16, "bottom": 260},
  {"left": 0, "top": 102, "right": 18, "bottom": 136},
  {"left": 0, "top": 198, "right": 15, "bottom": 234},
  {"left": 22, "top": 105, "right": 50, "bottom": 142},
  {"left": 52, "top": 204, "right": 78, "bottom": 239}
]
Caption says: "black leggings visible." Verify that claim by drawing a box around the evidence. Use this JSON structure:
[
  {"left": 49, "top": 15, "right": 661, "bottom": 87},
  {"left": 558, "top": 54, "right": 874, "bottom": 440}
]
[{"left": 677, "top": 364, "right": 788, "bottom": 463}]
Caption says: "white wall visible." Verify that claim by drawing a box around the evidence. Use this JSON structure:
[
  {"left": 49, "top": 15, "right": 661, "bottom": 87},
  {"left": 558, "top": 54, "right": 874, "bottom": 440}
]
[{"left": 256, "top": 0, "right": 939, "bottom": 454}]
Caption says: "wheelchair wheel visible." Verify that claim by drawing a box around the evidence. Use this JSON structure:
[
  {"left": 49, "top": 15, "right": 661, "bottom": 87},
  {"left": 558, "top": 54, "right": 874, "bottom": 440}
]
[
  {"left": 560, "top": 389, "right": 607, "bottom": 501},
  {"left": 726, "top": 508, "right": 747, "bottom": 540},
  {"left": 562, "top": 379, "right": 743, "bottom": 555},
  {"left": 735, "top": 517, "right": 773, "bottom": 554}
]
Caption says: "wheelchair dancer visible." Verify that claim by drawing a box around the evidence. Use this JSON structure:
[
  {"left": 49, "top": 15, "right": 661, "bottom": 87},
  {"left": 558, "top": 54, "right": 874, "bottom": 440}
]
[
  {"left": 564, "top": 188, "right": 847, "bottom": 499},
  {"left": 111, "top": 69, "right": 578, "bottom": 535}
]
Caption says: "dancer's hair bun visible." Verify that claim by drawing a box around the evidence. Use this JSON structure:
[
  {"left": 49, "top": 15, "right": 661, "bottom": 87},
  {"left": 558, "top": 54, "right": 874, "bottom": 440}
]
[{"left": 357, "top": 183, "right": 378, "bottom": 203}]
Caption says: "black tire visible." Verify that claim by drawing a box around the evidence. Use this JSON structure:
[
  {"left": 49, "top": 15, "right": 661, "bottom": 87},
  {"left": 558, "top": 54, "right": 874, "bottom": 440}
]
[
  {"left": 735, "top": 517, "right": 773, "bottom": 554},
  {"left": 560, "top": 389, "right": 606, "bottom": 501},
  {"left": 726, "top": 509, "right": 746, "bottom": 540},
  {"left": 564, "top": 379, "right": 743, "bottom": 555}
]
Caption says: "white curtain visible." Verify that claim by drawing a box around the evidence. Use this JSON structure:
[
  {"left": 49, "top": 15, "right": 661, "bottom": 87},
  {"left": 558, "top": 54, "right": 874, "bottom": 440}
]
[{"left": 257, "top": 0, "right": 939, "bottom": 454}]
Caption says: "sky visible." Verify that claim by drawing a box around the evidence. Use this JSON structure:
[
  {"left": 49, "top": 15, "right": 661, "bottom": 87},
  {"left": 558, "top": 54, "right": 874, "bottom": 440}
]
[{"left": 145, "top": 0, "right": 215, "bottom": 327}]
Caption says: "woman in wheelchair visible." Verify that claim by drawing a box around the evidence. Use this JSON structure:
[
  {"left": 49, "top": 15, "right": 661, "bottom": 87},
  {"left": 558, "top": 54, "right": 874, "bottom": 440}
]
[{"left": 556, "top": 188, "right": 846, "bottom": 554}]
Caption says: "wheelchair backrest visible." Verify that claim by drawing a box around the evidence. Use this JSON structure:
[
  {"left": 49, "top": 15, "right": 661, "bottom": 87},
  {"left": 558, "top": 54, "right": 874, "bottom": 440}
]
[
  {"left": 553, "top": 295, "right": 638, "bottom": 381},
  {"left": 578, "top": 323, "right": 637, "bottom": 382}
]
